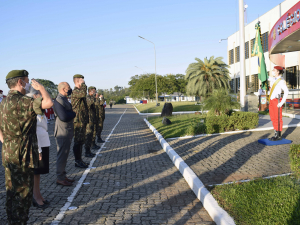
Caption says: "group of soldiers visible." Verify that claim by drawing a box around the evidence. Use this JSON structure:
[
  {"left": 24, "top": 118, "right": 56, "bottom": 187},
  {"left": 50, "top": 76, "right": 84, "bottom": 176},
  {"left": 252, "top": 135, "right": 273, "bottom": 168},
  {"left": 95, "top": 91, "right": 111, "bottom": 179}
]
[
  {"left": 71, "top": 74, "right": 106, "bottom": 168},
  {"left": 0, "top": 71, "right": 108, "bottom": 224}
]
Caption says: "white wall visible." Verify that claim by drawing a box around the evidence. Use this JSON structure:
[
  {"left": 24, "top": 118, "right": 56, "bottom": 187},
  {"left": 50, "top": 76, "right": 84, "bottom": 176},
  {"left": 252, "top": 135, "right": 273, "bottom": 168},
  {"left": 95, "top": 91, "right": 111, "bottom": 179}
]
[{"left": 228, "top": 0, "right": 300, "bottom": 81}]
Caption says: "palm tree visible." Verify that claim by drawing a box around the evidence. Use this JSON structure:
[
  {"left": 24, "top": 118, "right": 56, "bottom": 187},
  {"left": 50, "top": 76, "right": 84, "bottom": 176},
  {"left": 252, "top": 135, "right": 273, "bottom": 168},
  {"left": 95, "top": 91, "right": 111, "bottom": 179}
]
[
  {"left": 203, "top": 89, "right": 240, "bottom": 115},
  {"left": 185, "top": 56, "right": 230, "bottom": 97}
]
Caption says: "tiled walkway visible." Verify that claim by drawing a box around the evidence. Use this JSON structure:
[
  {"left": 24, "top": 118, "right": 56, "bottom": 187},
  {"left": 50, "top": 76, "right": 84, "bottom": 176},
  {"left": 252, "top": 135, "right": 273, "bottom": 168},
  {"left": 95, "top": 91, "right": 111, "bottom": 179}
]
[{"left": 0, "top": 105, "right": 214, "bottom": 225}]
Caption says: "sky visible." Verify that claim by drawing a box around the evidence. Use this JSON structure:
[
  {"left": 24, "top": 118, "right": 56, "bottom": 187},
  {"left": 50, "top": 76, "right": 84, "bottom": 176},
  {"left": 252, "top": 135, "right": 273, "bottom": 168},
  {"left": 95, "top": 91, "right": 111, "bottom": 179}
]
[{"left": 0, "top": 0, "right": 284, "bottom": 94}]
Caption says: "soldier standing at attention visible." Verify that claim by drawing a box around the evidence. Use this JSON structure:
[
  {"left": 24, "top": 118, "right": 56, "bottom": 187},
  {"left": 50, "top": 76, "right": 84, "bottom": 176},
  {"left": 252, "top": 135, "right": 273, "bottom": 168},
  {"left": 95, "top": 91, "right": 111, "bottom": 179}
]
[
  {"left": 97, "top": 94, "right": 106, "bottom": 143},
  {"left": 0, "top": 70, "right": 53, "bottom": 225},
  {"left": 91, "top": 91, "right": 100, "bottom": 150},
  {"left": 85, "top": 86, "right": 97, "bottom": 157},
  {"left": 71, "top": 74, "right": 89, "bottom": 168}
]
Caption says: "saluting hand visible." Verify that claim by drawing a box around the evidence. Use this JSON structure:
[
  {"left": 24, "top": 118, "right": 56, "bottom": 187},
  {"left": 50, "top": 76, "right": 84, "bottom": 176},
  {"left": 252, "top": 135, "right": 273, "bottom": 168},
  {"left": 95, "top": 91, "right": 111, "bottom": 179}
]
[
  {"left": 31, "top": 79, "right": 44, "bottom": 91},
  {"left": 39, "top": 153, "right": 42, "bottom": 160}
]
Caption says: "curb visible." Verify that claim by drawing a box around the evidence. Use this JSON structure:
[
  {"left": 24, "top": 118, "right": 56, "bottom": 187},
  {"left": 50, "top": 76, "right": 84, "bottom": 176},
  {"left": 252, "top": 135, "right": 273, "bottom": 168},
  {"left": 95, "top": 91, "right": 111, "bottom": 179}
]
[
  {"left": 283, "top": 112, "right": 300, "bottom": 119},
  {"left": 133, "top": 104, "right": 206, "bottom": 115},
  {"left": 166, "top": 123, "right": 300, "bottom": 141},
  {"left": 144, "top": 118, "right": 236, "bottom": 225}
]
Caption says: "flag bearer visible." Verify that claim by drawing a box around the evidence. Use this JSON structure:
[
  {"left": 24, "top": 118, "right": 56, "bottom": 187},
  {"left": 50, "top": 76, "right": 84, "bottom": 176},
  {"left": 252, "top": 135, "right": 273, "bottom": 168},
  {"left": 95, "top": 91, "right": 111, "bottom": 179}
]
[{"left": 268, "top": 66, "right": 289, "bottom": 141}]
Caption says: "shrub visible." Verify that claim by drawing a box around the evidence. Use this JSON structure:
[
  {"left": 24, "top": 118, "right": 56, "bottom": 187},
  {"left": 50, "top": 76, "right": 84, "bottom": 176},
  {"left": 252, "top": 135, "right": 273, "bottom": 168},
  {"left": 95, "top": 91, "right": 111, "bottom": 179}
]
[
  {"left": 186, "top": 118, "right": 206, "bottom": 136},
  {"left": 206, "top": 111, "right": 259, "bottom": 134},
  {"left": 289, "top": 144, "right": 300, "bottom": 178}
]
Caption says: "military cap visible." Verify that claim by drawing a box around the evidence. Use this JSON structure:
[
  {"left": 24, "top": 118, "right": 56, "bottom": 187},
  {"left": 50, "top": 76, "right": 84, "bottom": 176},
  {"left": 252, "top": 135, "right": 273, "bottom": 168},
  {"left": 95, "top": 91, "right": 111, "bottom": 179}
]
[
  {"left": 6, "top": 70, "right": 29, "bottom": 81},
  {"left": 274, "top": 66, "right": 284, "bottom": 71},
  {"left": 88, "top": 86, "right": 96, "bottom": 91},
  {"left": 73, "top": 74, "right": 84, "bottom": 79},
  {"left": 0, "top": 90, "right": 2, "bottom": 92}
]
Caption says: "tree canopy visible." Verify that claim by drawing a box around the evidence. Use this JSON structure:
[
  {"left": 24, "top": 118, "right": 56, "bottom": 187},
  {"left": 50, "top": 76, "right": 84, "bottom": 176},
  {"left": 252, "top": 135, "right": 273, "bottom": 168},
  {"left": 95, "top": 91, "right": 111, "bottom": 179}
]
[
  {"left": 128, "top": 73, "right": 187, "bottom": 99},
  {"left": 185, "top": 56, "right": 230, "bottom": 97},
  {"left": 35, "top": 79, "right": 58, "bottom": 98}
]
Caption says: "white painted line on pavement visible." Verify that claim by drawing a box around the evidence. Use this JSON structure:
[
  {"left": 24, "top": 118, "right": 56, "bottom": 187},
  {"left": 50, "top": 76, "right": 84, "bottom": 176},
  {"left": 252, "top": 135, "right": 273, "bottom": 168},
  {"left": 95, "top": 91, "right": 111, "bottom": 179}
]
[
  {"left": 144, "top": 118, "right": 236, "bottom": 225},
  {"left": 207, "top": 173, "right": 292, "bottom": 187},
  {"left": 51, "top": 109, "right": 127, "bottom": 225}
]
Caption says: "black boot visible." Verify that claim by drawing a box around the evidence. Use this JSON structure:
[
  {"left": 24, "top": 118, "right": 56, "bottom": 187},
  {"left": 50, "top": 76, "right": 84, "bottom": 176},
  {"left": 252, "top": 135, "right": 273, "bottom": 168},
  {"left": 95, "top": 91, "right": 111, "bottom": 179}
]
[
  {"left": 277, "top": 131, "right": 282, "bottom": 141},
  {"left": 79, "top": 144, "right": 89, "bottom": 165},
  {"left": 91, "top": 142, "right": 100, "bottom": 150},
  {"left": 85, "top": 146, "right": 96, "bottom": 158},
  {"left": 75, "top": 160, "right": 88, "bottom": 168},
  {"left": 269, "top": 130, "right": 279, "bottom": 141},
  {"left": 97, "top": 136, "right": 105, "bottom": 143}
]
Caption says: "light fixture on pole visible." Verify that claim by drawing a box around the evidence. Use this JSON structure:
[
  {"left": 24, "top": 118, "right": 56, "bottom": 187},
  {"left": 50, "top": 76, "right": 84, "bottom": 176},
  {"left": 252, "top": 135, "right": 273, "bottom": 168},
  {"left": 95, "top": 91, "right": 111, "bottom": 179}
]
[
  {"left": 138, "top": 36, "right": 158, "bottom": 106},
  {"left": 219, "top": 38, "right": 228, "bottom": 43}
]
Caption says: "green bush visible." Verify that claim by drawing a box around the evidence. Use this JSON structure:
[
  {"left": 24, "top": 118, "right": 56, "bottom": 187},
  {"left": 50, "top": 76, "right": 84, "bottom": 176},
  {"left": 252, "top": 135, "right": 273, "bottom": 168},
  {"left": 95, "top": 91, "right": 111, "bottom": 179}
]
[
  {"left": 186, "top": 118, "right": 206, "bottom": 136},
  {"left": 206, "top": 111, "right": 259, "bottom": 134},
  {"left": 289, "top": 144, "right": 300, "bottom": 178}
]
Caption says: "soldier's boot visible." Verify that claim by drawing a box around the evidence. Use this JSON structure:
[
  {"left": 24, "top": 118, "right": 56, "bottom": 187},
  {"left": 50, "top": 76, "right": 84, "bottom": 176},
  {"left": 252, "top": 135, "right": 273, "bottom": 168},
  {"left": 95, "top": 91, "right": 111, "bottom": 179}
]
[
  {"left": 91, "top": 141, "right": 100, "bottom": 150},
  {"left": 74, "top": 143, "right": 88, "bottom": 168},
  {"left": 269, "top": 130, "right": 281, "bottom": 141},
  {"left": 85, "top": 146, "right": 96, "bottom": 158},
  {"left": 80, "top": 145, "right": 90, "bottom": 165},
  {"left": 97, "top": 134, "right": 105, "bottom": 143}
]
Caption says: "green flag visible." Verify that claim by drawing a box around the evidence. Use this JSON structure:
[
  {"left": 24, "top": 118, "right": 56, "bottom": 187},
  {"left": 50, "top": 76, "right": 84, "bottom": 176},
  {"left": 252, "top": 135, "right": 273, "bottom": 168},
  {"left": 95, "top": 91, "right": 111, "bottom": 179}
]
[{"left": 252, "top": 22, "right": 268, "bottom": 90}]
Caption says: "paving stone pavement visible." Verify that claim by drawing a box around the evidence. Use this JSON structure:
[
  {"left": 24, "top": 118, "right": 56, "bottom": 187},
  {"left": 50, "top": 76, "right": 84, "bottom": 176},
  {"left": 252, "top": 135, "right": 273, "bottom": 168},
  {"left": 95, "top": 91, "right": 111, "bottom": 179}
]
[
  {"left": 0, "top": 105, "right": 215, "bottom": 225},
  {"left": 168, "top": 126, "right": 300, "bottom": 186}
]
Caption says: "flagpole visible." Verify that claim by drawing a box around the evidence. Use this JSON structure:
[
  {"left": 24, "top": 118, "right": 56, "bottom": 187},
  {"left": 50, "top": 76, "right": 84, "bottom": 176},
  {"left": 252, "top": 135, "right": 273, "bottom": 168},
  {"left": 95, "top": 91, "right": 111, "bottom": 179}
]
[{"left": 239, "top": 0, "right": 246, "bottom": 110}]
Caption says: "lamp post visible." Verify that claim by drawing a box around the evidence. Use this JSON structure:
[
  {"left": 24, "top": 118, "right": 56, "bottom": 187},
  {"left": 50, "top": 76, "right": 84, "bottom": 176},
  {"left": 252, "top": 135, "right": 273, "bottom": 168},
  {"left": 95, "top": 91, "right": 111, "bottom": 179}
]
[
  {"left": 219, "top": 38, "right": 228, "bottom": 43},
  {"left": 239, "top": 0, "right": 246, "bottom": 110},
  {"left": 138, "top": 36, "right": 158, "bottom": 106}
]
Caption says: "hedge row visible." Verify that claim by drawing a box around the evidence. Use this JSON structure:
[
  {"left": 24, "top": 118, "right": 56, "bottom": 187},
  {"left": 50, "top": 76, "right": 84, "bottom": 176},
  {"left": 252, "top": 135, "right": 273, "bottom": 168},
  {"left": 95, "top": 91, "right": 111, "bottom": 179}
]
[
  {"left": 289, "top": 144, "right": 300, "bottom": 178},
  {"left": 206, "top": 111, "right": 259, "bottom": 134}
]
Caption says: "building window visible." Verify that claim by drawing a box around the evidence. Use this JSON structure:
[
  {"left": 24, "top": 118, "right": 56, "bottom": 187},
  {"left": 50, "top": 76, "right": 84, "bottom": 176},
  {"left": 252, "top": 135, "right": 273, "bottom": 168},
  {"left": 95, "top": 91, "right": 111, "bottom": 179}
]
[
  {"left": 236, "top": 77, "right": 240, "bottom": 93},
  {"left": 262, "top": 32, "right": 269, "bottom": 53},
  {"left": 246, "top": 76, "right": 250, "bottom": 92},
  {"left": 235, "top": 46, "right": 240, "bottom": 63},
  {"left": 245, "top": 41, "right": 249, "bottom": 59},
  {"left": 286, "top": 66, "right": 297, "bottom": 89},
  {"left": 229, "top": 49, "right": 234, "bottom": 65},
  {"left": 230, "top": 79, "right": 234, "bottom": 92},
  {"left": 250, "top": 38, "right": 255, "bottom": 57},
  {"left": 251, "top": 74, "right": 259, "bottom": 92}
]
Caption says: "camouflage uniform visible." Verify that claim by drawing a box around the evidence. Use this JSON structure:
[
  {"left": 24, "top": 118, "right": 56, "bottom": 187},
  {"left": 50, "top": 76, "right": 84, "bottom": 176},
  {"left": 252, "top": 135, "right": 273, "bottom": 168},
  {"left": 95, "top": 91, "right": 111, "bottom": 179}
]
[
  {"left": 92, "top": 98, "right": 100, "bottom": 144},
  {"left": 85, "top": 94, "right": 96, "bottom": 149},
  {"left": 71, "top": 83, "right": 88, "bottom": 162},
  {"left": 97, "top": 99, "right": 105, "bottom": 141},
  {"left": 0, "top": 90, "right": 42, "bottom": 224}
]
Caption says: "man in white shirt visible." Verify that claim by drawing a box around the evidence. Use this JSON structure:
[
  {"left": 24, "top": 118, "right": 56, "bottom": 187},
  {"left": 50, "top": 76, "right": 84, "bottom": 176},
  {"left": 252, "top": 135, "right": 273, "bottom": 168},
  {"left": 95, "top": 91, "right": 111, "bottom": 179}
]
[
  {"left": 268, "top": 66, "right": 289, "bottom": 141},
  {"left": 258, "top": 85, "right": 266, "bottom": 96}
]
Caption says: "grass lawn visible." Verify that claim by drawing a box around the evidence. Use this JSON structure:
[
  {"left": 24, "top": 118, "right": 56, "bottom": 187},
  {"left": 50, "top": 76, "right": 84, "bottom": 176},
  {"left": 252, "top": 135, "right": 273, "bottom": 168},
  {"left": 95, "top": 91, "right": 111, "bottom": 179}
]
[
  {"left": 135, "top": 101, "right": 202, "bottom": 113},
  {"left": 148, "top": 114, "right": 205, "bottom": 139},
  {"left": 208, "top": 175, "right": 300, "bottom": 225}
]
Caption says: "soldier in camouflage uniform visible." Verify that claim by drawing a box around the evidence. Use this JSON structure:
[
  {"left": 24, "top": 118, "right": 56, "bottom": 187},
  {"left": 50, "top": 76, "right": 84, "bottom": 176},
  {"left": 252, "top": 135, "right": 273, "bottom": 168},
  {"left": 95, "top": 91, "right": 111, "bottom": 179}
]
[
  {"left": 0, "top": 70, "right": 53, "bottom": 225},
  {"left": 85, "top": 86, "right": 98, "bottom": 157},
  {"left": 91, "top": 92, "right": 100, "bottom": 150},
  {"left": 71, "top": 74, "right": 89, "bottom": 168},
  {"left": 97, "top": 95, "right": 106, "bottom": 143}
]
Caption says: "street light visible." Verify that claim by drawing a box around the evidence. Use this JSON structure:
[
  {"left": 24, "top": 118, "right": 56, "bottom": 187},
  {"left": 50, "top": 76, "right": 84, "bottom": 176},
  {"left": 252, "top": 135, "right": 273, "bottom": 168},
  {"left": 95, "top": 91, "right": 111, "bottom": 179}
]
[
  {"left": 219, "top": 38, "right": 228, "bottom": 43},
  {"left": 138, "top": 36, "right": 158, "bottom": 106}
]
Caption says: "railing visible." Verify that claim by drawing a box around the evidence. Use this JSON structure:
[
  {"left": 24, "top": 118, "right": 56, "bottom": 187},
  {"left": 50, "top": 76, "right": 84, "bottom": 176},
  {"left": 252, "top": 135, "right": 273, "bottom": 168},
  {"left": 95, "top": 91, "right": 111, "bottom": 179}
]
[{"left": 283, "top": 89, "right": 300, "bottom": 113}]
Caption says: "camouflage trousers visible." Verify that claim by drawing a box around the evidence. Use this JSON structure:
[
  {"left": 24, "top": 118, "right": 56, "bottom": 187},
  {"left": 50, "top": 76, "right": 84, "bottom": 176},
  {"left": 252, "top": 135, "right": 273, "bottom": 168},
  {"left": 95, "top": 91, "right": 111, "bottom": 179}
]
[
  {"left": 74, "top": 122, "right": 87, "bottom": 144},
  {"left": 97, "top": 117, "right": 104, "bottom": 138},
  {"left": 85, "top": 122, "right": 94, "bottom": 148},
  {"left": 92, "top": 118, "right": 99, "bottom": 143},
  {"left": 5, "top": 163, "right": 34, "bottom": 225}
]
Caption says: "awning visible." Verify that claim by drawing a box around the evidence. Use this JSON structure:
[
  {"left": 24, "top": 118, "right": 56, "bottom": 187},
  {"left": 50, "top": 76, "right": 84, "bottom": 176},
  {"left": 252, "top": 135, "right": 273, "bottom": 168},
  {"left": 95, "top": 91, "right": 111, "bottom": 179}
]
[{"left": 269, "top": 1, "right": 300, "bottom": 56}]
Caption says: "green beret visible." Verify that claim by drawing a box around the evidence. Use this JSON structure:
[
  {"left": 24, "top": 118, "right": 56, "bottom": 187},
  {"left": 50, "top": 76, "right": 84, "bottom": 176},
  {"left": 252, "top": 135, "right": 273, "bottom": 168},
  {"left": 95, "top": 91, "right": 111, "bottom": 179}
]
[
  {"left": 73, "top": 74, "right": 84, "bottom": 79},
  {"left": 6, "top": 70, "right": 29, "bottom": 81},
  {"left": 88, "top": 86, "right": 96, "bottom": 91}
]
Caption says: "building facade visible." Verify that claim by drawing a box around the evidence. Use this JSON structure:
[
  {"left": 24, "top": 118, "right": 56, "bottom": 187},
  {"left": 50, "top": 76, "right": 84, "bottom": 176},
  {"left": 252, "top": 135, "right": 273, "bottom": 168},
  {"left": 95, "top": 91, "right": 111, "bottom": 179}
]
[{"left": 228, "top": 0, "right": 300, "bottom": 94}]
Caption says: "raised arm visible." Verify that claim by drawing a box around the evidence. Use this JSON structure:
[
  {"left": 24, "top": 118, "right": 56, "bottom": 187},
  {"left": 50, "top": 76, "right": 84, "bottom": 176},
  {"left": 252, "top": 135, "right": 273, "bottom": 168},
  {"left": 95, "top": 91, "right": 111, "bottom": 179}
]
[{"left": 31, "top": 79, "right": 53, "bottom": 109}]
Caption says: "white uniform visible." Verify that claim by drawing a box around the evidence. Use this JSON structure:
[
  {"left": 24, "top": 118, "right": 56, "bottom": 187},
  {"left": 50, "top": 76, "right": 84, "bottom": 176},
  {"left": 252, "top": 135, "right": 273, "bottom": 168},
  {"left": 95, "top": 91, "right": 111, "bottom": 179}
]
[{"left": 268, "top": 76, "right": 289, "bottom": 105}]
